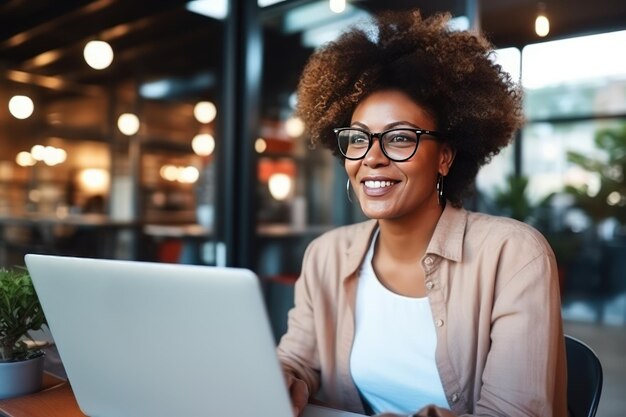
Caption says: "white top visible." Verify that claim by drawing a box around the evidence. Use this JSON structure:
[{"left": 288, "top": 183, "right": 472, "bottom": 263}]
[{"left": 349, "top": 230, "right": 449, "bottom": 414}]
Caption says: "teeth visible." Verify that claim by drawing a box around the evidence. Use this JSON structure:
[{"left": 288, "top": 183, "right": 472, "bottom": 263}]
[{"left": 364, "top": 180, "right": 394, "bottom": 189}]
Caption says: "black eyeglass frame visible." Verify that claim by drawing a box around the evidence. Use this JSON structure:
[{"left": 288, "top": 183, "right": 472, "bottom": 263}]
[{"left": 333, "top": 127, "right": 444, "bottom": 162}]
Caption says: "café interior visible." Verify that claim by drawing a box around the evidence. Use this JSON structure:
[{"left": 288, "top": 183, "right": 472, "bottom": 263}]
[{"left": 1, "top": 0, "right": 626, "bottom": 415}]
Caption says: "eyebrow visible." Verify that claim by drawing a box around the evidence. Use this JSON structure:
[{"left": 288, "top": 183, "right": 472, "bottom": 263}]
[{"left": 350, "top": 121, "right": 422, "bottom": 130}]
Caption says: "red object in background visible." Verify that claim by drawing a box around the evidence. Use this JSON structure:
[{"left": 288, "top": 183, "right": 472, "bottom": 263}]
[
  {"left": 157, "top": 239, "right": 182, "bottom": 263},
  {"left": 257, "top": 158, "right": 297, "bottom": 183}
]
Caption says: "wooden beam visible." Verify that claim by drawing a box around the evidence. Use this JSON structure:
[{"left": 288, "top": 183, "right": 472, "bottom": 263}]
[
  {"left": 19, "top": 8, "right": 188, "bottom": 71},
  {"left": 3, "top": 69, "right": 104, "bottom": 96},
  {"left": 0, "top": 0, "right": 117, "bottom": 50}
]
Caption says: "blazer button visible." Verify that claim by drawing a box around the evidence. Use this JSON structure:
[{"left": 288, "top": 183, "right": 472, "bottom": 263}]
[
  {"left": 425, "top": 281, "right": 434, "bottom": 290},
  {"left": 424, "top": 257, "right": 434, "bottom": 265},
  {"left": 451, "top": 393, "right": 459, "bottom": 403},
  {"left": 435, "top": 319, "right": 444, "bottom": 327}
]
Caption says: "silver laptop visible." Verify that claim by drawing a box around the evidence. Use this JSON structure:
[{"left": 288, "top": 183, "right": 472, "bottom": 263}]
[{"left": 25, "top": 254, "right": 364, "bottom": 417}]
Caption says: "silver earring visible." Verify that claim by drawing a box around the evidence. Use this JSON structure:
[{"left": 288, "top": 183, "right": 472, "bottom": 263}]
[
  {"left": 436, "top": 174, "right": 445, "bottom": 206},
  {"left": 346, "top": 179, "right": 353, "bottom": 203}
]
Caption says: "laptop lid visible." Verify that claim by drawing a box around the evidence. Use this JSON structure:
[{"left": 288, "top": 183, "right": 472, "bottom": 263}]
[{"left": 25, "top": 254, "right": 296, "bottom": 417}]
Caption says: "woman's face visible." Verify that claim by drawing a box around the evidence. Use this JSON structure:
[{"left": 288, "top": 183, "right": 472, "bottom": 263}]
[{"left": 344, "top": 89, "right": 454, "bottom": 221}]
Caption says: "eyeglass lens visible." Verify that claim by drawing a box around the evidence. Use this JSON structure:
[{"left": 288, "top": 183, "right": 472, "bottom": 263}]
[{"left": 337, "top": 129, "right": 420, "bottom": 161}]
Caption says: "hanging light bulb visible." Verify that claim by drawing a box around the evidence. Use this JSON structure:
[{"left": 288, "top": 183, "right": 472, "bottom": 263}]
[
  {"left": 192, "top": 133, "right": 216, "bottom": 156},
  {"left": 16, "top": 151, "right": 36, "bottom": 167},
  {"left": 83, "top": 40, "right": 114, "bottom": 70},
  {"left": 285, "top": 116, "right": 305, "bottom": 138},
  {"left": 268, "top": 173, "right": 293, "bottom": 201},
  {"left": 117, "top": 113, "right": 140, "bottom": 136},
  {"left": 8, "top": 95, "right": 34, "bottom": 119},
  {"left": 535, "top": 3, "right": 550, "bottom": 37},
  {"left": 255, "top": 138, "right": 267, "bottom": 153},
  {"left": 329, "top": 0, "right": 345, "bottom": 14},
  {"left": 193, "top": 101, "right": 217, "bottom": 123}
]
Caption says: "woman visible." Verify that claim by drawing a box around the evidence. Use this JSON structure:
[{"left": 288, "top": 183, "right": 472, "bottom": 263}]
[{"left": 277, "top": 10, "right": 567, "bottom": 417}]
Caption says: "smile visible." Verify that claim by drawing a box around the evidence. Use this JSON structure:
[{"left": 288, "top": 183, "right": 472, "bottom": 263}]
[{"left": 363, "top": 180, "right": 396, "bottom": 189}]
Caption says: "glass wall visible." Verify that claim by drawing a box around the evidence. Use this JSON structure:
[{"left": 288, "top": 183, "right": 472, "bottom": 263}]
[
  {"left": 2, "top": 0, "right": 624, "bottom": 328},
  {"left": 478, "top": 29, "right": 626, "bottom": 326},
  {"left": 0, "top": 3, "right": 226, "bottom": 266}
]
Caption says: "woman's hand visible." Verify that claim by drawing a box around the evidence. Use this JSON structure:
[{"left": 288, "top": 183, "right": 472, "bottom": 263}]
[{"left": 283, "top": 371, "right": 309, "bottom": 416}]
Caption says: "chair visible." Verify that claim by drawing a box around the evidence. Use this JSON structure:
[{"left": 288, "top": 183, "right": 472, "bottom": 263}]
[{"left": 565, "top": 335, "right": 603, "bottom": 417}]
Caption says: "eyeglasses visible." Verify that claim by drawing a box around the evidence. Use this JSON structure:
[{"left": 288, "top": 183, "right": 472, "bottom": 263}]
[{"left": 334, "top": 127, "right": 444, "bottom": 162}]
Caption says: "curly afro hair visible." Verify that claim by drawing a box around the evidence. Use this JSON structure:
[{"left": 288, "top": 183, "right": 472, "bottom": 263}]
[{"left": 295, "top": 10, "right": 524, "bottom": 207}]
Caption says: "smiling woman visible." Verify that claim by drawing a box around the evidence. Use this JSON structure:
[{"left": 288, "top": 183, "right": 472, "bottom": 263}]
[
  {"left": 343, "top": 90, "right": 453, "bottom": 226},
  {"left": 276, "top": 10, "right": 568, "bottom": 417}
]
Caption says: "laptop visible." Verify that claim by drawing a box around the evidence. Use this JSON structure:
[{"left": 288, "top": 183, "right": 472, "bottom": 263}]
[{"left": 25, "top": 254, "right": 364, "bottom": 417}]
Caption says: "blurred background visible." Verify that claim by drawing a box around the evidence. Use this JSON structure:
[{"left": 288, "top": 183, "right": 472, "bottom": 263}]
[{"left": 1, "top": 0, "right": 625, "bottom": 415}]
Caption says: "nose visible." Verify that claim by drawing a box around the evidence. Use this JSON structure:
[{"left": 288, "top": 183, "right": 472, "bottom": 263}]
[{"left": 363, "top": 134, "right": 389, "bottom": 168}]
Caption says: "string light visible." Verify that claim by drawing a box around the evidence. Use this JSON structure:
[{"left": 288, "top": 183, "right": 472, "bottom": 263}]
[
  {"left": 285, "top": 116, "right": 305, "bottom": 137},
  {"left": 8, "top": 95, "right": 34, "bottom": 119},
  {"left": 83, "top": 40, "right": 114, "bottom": 70},
  {"left": 268, "top": 173, "right": 293, "bottom": 200},
  {"left": 255, "top": 138, "right": 267, "bottom": 153},
  {"left": 193, "top": 101, "right": 217, "bottom": 123},
  {"left": 159, "top": 165, "right": 200, "bottom": 183},
  {"left": 192, "top": 133, "right": 215, "bottom": 156},
  {"left": 535, "top": 3, "right": 550, "bottom": 37},
  {"left": 16, "top": 145, "right": 66, "bottom": 167},
  {"left": 117, "top": 113, "right": 140, "bottom": 136}
]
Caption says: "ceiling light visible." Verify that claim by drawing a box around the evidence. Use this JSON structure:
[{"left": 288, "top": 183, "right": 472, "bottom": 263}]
[
  {"left": 193, "top": 101, "right": 217, "bottom": 123},
  {"left": 296, "top": 5, "right": 372, "bottom": 49},
  {"left": 178, "top": 166, "right": 200, "bottom": 183},
  {"left": 329, "top": 0, "right": 345, "bottom": 14},
  {"left": 192, "top": 133, "right": 216, "bottom": 156},
  {"left": 83, "top": 40, "right": 114, "bottom": 70},
  {"left": 268, "top": 173, "right": 293, "bottom": 201},
  {"left": 284, "top": 1, "right": 361, "bottom": 34},
  {"left": 117, "top": 113, "right": 140, "bottom": 136},
  {"left": 186, "top": 0, "right": 227, "bottom": 20},
  {"left": 258, "top": 0, "right": 287, "bottom": 6},
  {"left": 255, "top": 138, "right": 267, "bottom": 153},
  {"left": 78, "top": 168, "right": 110, "bottom": 194},
  {"left": 16, "top": 151, "right": 36, "bottom": 167},
  {"left": 8, "top": 95, "right": 34, "bottom": 119},
  {"left": 139, "top": 73, "right": 215, "bottom": 99},
  {"left": 28, "top": 145, "right": 66, "bottom": 166},
  {"left": 285, "top": 116, "right": 305, "bottom": 137},
  {"left": 160, "top": 165, "right": 180, "bottom": 182},
  {"left": 30, "top": 145, "right": 46, "bottom": 161},
  {"left": 42, "top": 146, "right": 67, "bottom": 166},
  {"left": 535, "top": 3, "right": 550, "bottom": 37}
]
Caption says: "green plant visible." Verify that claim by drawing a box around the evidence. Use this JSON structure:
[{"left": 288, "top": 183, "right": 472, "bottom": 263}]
[
  {"left": 0, "top": 267, "right": 47, "bottom": 362},
  {"left": 565, "top": 123, "right": 626, "bottom": 224},
  {"left": 493, "top": 175, "right": 533, "bottom": 222}
]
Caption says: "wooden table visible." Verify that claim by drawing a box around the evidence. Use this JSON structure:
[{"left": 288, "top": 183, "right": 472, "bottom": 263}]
[{"left": 0, "top": 373, "right": 85, "bottom": 417}]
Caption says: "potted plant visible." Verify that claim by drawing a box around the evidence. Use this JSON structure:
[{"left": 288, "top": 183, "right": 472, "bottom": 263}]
[
  {"left": 0, "top": 267, "right": 47, "bottom": 400},
  {"left": 493, "top": 174, "right": 533, "bottom": 222},
  {"left": 565, "top": 123, "right": 626, "bottom": 226}
]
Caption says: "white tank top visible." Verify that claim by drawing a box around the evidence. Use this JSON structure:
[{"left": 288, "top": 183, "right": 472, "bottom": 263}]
[{"left": 350, "top": 229, "right": 449, "bottom": 414}]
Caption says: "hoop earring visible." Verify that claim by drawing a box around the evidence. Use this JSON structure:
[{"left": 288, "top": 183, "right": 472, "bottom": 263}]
[
  {"left": 346, "top": 179, "right": 353, "bottom": 203},
  {"left": 436, "top": 174, "right": 445, "bottom": 206}
]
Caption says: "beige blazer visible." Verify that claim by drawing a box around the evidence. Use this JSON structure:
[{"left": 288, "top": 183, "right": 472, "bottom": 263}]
[{"left": 277, "top": 204, "right": 568, "bottom": 417}]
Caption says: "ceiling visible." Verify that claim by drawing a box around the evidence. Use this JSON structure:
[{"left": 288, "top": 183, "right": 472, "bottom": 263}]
[
  {"left": 1, "top": 0, "right": 626, "bottom": 158},
  {"left": 2, "top": 0, "right": 626, "bottom": 97},
  {"left": 0, "top": 0, "right": 221, "bottom": 100}
]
